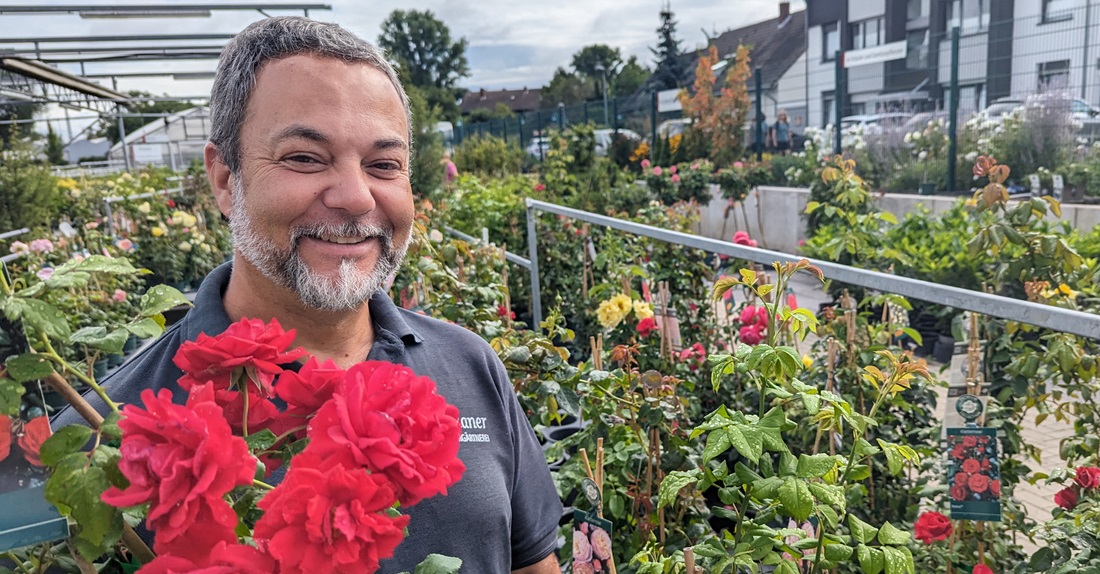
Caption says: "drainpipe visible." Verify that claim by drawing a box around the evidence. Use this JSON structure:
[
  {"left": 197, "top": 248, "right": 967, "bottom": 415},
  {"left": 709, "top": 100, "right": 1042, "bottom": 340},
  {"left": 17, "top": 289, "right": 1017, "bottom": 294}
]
[{"left": 1083, "top": 0, "right": 1093, "bottom": 101}]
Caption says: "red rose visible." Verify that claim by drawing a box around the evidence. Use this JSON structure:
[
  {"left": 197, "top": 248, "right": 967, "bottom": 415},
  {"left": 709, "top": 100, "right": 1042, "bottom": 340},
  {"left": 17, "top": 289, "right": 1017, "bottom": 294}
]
[
  {"left": 968, "top": 473, "right": 990, "bottom": 493},
  {"left": 954, "top": 472, "right": 969, "bottom": 486},
  {"left": 1074, "top": 466, "right": 1100, "bottom": 490},
  {"left": 17, "top": 416, "right": 50, "bottom": 467},
  {"left": 636, "top": 317, "right": 657, "bottom": 337},
  {"left": 275, "top": 357, "right": 346, "bottom": 417},
  {"left": 739, "top": 324, "right": 764, "bottom": 345},
  {"left": 102, "top": 389, "right": 254, "bottom": 553},
  {"left": 962, "top": 458, "right": 981, "bottom": 474},
  {"left": 978, "top": 435, "right": 989, "bottom": 444},
  {"left": 973, "top": 564, "right": 993, "bottom": 574},
  {"left": 305, "top": 361, "right": 465, "bottom": 506},
  {"left": 0, "top": 414, "right": 11, "bottom": 462},
  {"left": 151, "top": 499, "right": 242, "bottom": 563},
  {"left": 962, "top": 435, "right": 978, "bottom": 447},
  {"left": 140, "top": 541, "right": 274, "bottom": 574},
  {"left": 496, "top": 304, "right": 516, "bottom": 320},
  {"left": 254, "top": 457, "right": 409, "bottom": 574},
  {"left": 913, "top": 511, "right": 953, "bottom": 544},
  {"left": 951, "top": 484, "right": 969, "bottom": 501},
  {"left": 951, "top": 444, "right": 966, "bottom": 459},
  {"left": 989, "top": 479, "right": 1001, "bottom": 498},
  {"left": 173, "top": 317, "right": 305, "bottom": 395},
  {"left": 981, "top": 458, "right": 990, "bottom": 471},
  {"left": 1054, "top": 486, "right": 1078, "bottom": 510},
  {"left": 208, "top": 387, "right": 282, "bottom": 437}
]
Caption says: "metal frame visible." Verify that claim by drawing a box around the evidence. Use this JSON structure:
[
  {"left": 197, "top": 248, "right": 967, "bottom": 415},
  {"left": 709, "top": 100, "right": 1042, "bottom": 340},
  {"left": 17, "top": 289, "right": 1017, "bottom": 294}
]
[
  {"left": 443, "top": 226, "right": 531, "bottom": 269},
  {"left": 524, "top": 199, "right": 1100, "bottom": 340}
]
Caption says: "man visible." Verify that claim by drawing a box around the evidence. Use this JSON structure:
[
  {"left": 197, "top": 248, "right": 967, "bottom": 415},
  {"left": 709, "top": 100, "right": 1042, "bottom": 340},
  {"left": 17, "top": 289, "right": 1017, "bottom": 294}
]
[{"left": 55, "top": 17, "right": 562, "bottom": 573}]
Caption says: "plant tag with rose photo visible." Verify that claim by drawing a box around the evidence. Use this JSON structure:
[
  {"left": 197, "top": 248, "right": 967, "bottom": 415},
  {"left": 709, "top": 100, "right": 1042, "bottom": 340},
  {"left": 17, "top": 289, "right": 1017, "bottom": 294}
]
[
  {"left": 946, "top": 426, "right": 1002, "bottom": 522},
  {"left": 572, "top": 510, "right": 614, "bottom": 574}
]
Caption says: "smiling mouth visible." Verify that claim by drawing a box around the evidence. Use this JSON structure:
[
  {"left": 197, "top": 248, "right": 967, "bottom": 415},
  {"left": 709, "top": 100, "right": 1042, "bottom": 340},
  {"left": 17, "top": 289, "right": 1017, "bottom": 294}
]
[{"left": 315, "top": 234, "right": 370, "bottom": 245}]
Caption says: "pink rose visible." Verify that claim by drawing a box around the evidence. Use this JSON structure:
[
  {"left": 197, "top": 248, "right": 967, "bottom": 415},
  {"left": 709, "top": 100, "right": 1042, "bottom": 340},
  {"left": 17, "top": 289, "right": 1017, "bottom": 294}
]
[
  {"left": 640, "top": 159, "right": 651, "bottom": 168},
  {"left": 116, "top": 238, "right": 134, "bottom": 251},
  {"left": 574, "top": 529, "right": 593, "bottom": 563},
  {"left": 652, "top": 166, "right": 663, "bottom": 176},
  {"left": 669, "top": 165, "right": 678, "bottom": 174},
  {"left": 590, "top": 527, "right": 612, "bottom": 560},
  {"left": 671, "top": 174, "right": 680, "bottom": 183},
  {"left": 112, "top": 289, "right": 127, "bottom": 303},
  {"left": 36, "top": 268, "right": 54, "bottom": 281},
  {"left": 734, "top": 161, "right": 744, "bottom": 168}
]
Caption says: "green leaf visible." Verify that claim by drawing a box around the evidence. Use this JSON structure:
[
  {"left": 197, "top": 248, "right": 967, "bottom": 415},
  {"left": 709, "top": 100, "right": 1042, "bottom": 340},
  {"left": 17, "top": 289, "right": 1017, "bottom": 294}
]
[
  {"left": 775, "top": 561, "right": 799, "bottom": 574},
  {"left": 70, "top": 326, "right": 128, "bottom": 355},
  {"left": 778, "top": 477, "right": 813, "bottom": 522},
  {"left": 139, "top": 285, "right": 192, "bottom": 317},
  {"left": 901, "top": 327, "right": 923, "bottom": 346},
  {"left": 4, "top": 353, "right": 56, "bottom": 383},
  {"left": 877, "top": 522, "right": 911, "bottom": 546},
  {"left": 801, "top": 393, "right": 821, "bottom": 415},
  {"left": 659, "top": 470, "right": 701, "bottom": 509},
  {"left": 71, "top": 255, "right": 138, "bottom": 274},
  {"left": 797, "top": 454, "right": 837, "bottom": 479},
  {"left": 244, "top": 429, "right": 279, "bottom": 453},
  {"left": 849, "top": 515, "right": 879, "bottom": 545},
  {"left": 40, "top": 425, "right": 94, "bottom": 467},
  {"left": 44, "top": 452, "right": 124, "bottom": 561},
  {"left": 3, "top": 297, "right": 70, "bottom": 340},
  {"left": 713, "top": 277, "right": 741, "bottom": 302},
  {"left": 125, "top": 318, "right": 164, "bottom": 339},
  {"left": 817, "top": 504, "right": 839, "bottom": 529},
  {"left": 0, "top": 376, "right": 24, "bottom": 416},
  {"left": 878, "top": 439, "right": 904, "bottom": 476},
  {"left": 413, "top": 554, "right": 462, "bottom": 574},
  {"left": 848, "top": 464, "right": 872, "bottom": 481},
  {"left": 43, "top": 271, "right": 91, "bottom": 290},
  {"left": 807, "top": 482, "right": 845, "bottom": 511},
  {"left": 879, "top": 211, "right": 898, "bottom": 225},
  {"left": 882, "top": 546, "right": 910, "bottom": 574},
  {"left": 703, "top": 430, "right": 732, "bottom": 463},
  {"left": 752, "top": 476, "right": 783, "bottom": 499},
  {"left": 824, "top": 543, "right": 854, "bottom": 562},
  {"left": 858, "top": 545, "right": 885, "bottom": 574},
  {"left": 100, "top": 412, "right": 123, "bottom": 442},
  {"left": 1030, "top": 547, "right": 1054, "bottom": 571}
]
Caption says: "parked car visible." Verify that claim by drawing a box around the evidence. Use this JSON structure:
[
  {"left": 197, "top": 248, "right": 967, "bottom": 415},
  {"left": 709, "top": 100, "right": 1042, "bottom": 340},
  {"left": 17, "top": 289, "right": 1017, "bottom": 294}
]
[
  {"left": 839, "top": 113, "right": 911, "bottom": 134},
  {"left": 981, "top": 96, "right": 1099, "bottom": 123},
  {"left": 655, "top": 118, "right": 693, "bottom": 139},
  {"left": 594, "top": 128, "right": 642, "bottom": 156},
  {"left": 524, "top": 136, "right": 551, "bottom": 159}
]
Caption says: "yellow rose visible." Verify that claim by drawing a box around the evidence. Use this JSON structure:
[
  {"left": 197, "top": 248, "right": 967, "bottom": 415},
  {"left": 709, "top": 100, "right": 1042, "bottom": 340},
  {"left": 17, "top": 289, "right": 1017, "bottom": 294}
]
[
  {"left": 179, "top": 241, "right": 193, "bottom": 252},
  {"left": 633, "top": 300, "right": 654, "bottom": 319},
  {"left": 151, "top": 226, "right": 164, "bottom": 237},
  {"left": 802, "top": 354, "right": 813, "bottom": 369},
  {"left": 610, "top": 293, "right": 633, "bottom": 315},
  {"left": 137, "top": 202, "right": 151, "bottom": 214},
  {"left": 183, "top": 214, "right": 198, "bottom": 228},
  {"left": 121, "top": 172, "right": 133, "bottom": 181},
  {"left": 200, "top": 243, "right": 212, "bottom": 253},
  {"left": 596, "top": 299, "right": 626, "bottom": 331}
]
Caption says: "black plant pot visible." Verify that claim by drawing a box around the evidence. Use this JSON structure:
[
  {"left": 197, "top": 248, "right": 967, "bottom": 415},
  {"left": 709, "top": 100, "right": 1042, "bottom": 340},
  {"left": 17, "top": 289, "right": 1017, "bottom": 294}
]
[{"left": 932, "top": 334, "right": 955, "bottom": 364}]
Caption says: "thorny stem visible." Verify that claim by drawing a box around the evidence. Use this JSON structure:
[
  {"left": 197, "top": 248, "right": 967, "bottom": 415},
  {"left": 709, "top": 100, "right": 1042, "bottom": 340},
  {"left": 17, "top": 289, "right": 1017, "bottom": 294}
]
[
  {"left": 40, "top": 337, "right": 119, "bottom": 413},
  {"left": 253, "top": 479, "right": 275, "bottom": 491}
]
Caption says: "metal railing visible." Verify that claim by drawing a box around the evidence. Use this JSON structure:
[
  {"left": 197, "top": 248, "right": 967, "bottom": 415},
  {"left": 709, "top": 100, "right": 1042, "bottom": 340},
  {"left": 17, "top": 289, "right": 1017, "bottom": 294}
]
[
  {"left": 443, "top": 226, "right": 531, "bottom": 269},
  {"left": 524, "top": 198, "right": 1100, "bottom": 339}
]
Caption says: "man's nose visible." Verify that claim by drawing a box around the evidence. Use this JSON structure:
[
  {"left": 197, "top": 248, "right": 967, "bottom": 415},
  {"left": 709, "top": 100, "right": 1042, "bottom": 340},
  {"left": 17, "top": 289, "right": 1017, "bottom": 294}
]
[{"left": 322, "top": 162, "right": 377, "bottom": 214}]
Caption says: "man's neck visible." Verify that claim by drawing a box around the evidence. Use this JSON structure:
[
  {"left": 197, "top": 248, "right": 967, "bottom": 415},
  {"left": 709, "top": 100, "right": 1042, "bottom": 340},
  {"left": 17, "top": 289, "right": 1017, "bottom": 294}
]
[{"left": 222, "top": 258, "right": 376, "bottom": 369}]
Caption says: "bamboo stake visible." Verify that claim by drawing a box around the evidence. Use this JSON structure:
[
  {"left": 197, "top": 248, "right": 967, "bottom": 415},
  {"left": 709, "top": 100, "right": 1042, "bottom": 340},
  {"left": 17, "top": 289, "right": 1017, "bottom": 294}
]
[
  {"left": 684, "top": 547, "right": 696, "bottom": 574},
  {"left": 579, "top": 448, "right": 596, "bottom": 483}
]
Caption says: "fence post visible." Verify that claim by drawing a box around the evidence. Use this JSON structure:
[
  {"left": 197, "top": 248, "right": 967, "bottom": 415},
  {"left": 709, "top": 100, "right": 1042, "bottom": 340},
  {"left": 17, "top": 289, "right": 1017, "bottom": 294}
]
[
  {"left": 519, "top": 114, "right": 526, "bottom": 150},
  {"left": 525, "top": 200, "right": 543, "bottom": 327},
  {"left": 834, "top": 51, "right": 843, "bottom": 155},
  {"left": 613, "top": 98, "right": 619, "bottom": 134},
  {"left": 584, "top": 101, "right": 589, "bottom": 125},
  {"left": 755, "top": 67, "right": 764, "bottom": 161},
  {"left": 537, "top": 110, "right": 544, "bottom": 161},
  {"left": 650, "top": 91, "right": 658, "bottom": 161},
  {"left": 947, "top": 26, "right": 960, "bottom": 193}
]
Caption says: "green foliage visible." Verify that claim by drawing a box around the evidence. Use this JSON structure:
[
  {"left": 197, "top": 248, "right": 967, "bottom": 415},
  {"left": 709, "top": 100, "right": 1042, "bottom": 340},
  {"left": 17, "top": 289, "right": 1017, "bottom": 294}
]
[
  {"left": 407, "top": 84, "right": 445, "bottom": 197},
  {"left": 650, "top": 5, "right": 685, "bottom": 91},
  {"left": 0, "top": 136, "right": 63, "bottom": 232},
  {"left": 453, "top": 135, "right": 525, "bottom": 178},
  {"left": 542, "top": 66, "right": 594, "bottom": 107},
  {"left": 45, "top": 126, "right": 66, "bottom": 165},
  {"left": 378, "top": 9, "right": 469, "bottom": 120},
  {"left": 94, "top": 91, "right": 193, "bottom": 144}
]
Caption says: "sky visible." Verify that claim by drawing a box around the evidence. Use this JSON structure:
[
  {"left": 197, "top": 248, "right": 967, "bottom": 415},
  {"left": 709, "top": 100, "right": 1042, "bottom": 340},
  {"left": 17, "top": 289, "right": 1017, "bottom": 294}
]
[{"left": 1, "top": 0, "right": 804, "bottom": 139}]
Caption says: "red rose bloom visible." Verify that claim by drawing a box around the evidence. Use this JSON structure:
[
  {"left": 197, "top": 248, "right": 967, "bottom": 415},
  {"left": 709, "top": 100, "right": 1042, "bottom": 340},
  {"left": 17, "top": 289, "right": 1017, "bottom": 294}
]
[
  {"left": 173, "top": 317, "right": 305, "bottom": 395},
  {"left": 981, "top": 458, "right": 990, "bottom": 471},
  {"left": 306, "top": 361, "right": 465, "bottom": 506},
  {"left": 951, "top": 444, "right": 966, "bottom": 459},
  {"left": 913, "top": 511, "right": 953, "bottom": 544},
  {"left": 962, "top": 458, "right": 981, "bottom": 474},
  {"left": 17, "top": 416, "right": 50, "bottom": 467},
  {"left": 951, "top": 484, "right": 969, "bottom": 501},
  {"left": 968, "top": 473, "right": 990, "bottom": 493},
  {"left": 739, "top": 324, "right": 765, "bottom": 345},
  {"left": 0, "top": 414, "right": 11, "bottom": 462},
  {"left": 254, "top": 457, "right": 409, "bottom": 574},
  {"left": 954, "top": 472, "right": 969, "bottom": 486},
  {"left": 101, "top": 389, "right": 254, "bottom": 551},
  {"left": 636, "top": 317, "right": 657, "bottom": 337},
  {"left": 962, "top": 435, "right": 978, "bottom": 447},
  {"left": 1054, "top": 487, "right": 1078, "bottom": 510},
  {"left": 275, "top": 357, "right": 346, "bottom": 417},
  {"left": 140, "top": 541, "right": 274, "bottom": 574},
  {"left": 989, "top": 479, "right": 1001, "bottom": 498},
  {"left": 1074, "top": 466, "right": 1100, "bottom": 490},
  {"left": 973, "top": 564, "right": 993, "bottom": 574}
]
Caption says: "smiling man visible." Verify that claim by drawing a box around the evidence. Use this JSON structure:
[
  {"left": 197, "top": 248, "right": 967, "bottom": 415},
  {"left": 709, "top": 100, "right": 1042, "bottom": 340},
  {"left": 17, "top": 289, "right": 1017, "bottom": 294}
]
[{"left": 54, "top": 17, "right": 562, "bottom": 573}]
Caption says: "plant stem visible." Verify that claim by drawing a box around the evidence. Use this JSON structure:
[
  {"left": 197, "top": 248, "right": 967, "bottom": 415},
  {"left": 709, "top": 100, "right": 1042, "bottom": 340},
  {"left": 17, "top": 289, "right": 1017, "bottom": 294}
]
[
  {"left": 253, "top": 479, "right": 275, "bottom": 491},
  {"left": 40, "top": 338, "right": 119, "bottom": 413}
]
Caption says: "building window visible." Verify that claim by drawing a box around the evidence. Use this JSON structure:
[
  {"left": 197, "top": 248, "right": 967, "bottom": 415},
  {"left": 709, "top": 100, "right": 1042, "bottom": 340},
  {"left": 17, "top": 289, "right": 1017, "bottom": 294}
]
[
  {"left": 823, "top": 92, "right": 835, "bottom": 126},
  {"left": 1042, "top": 0, "right": 1075, "bottom": 23},
  {"left": 823, "top": 22, "right": 840, "bottom": 61},
  {"left": 1038, "top": 60, "right": 1071, "bottom": 89},
  {"left": 906, "top": 29, "right": 930, "bottom": 69},
  {"left": 907, "top": 0, "right": 930, "bottom": 20},
  {"left": 947, "top": 0, "right": 990, "bottom": 33},
  {"left": 850, "top": 18, "right": 884, "bottom": 50}
]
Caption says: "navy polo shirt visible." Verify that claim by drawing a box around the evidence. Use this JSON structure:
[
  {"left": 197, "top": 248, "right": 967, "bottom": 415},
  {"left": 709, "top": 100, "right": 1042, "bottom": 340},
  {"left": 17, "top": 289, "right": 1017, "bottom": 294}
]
[{"left": 54, "top": 263, "right": 562, "bottom": 572}]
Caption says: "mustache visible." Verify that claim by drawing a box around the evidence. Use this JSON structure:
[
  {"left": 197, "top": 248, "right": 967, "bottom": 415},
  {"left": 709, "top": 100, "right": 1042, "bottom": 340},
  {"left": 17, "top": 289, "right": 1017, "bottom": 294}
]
[{"left": 290, "top": 221, "right": 394, "bottom": 248}]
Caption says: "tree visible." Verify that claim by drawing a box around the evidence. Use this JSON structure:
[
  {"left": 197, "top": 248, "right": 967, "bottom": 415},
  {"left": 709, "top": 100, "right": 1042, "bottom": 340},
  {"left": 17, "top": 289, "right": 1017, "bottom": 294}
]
[
  {"left": 650, "top": 3, "right": 686, "bottom": 91},
  {"left": 466, "top": 103, "right": 516, "bottom": 124},
  {"left": 679, "top": 44, "right": 753, "bottom": 165},
  {"left": 405, "top": 84, "right": 444, "bottom": 198},
  {"left": 571, "top": 44, "right": 622, "bottom": 101},
  {"left": 378, "top": 9, "right": 469, "bottom": 120},
  {"left": 95, "top": 91, "right": 192, "bottom": 144},
  {"left": 0, "top": 135, "right": 63, "bottom": 231},
  {"left": 612, "top": 56, "right": 650, "bottom": 98},
  {"left": 45, "top": 125, "right": 66, "bottom": 165},
  {"left": 542, "top": 67, "right": 592, "bottom": 107},
  {"left": 0, "top": 101, "right": 43, "bottom": 150}
]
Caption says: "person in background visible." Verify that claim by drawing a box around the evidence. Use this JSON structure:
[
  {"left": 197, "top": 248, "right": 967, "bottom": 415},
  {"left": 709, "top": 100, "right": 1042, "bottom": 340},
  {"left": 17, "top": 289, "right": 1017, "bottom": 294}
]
[
  {"left": 441, "top": 151, "right": 458, "bottom": 185},
  {"left": 770, "top": 110, "right": 791, "bottom": 155}
]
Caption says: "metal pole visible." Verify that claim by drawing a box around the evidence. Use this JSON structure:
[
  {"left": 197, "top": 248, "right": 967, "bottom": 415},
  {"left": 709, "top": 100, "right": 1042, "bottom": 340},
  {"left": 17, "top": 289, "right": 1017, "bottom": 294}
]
[
  {"left": 613, "top": 98, "right": 619, "bottom": 134},
  {"left": 650, "top": 91, "right": 658, "bottom": 161},
  {"left": 525, "top": 203, "right": 543, "bottom": 327},
  {"left": 584, "top": 101, "right": 589, "bottom": 124},
  {"left": 1082, "top": 0, "right": 1093, "bottom": 100},
  {"left": 602, "top": 68, "right": 610, "bottom": 126},
  {"left": 537, "top": 111, "right": 544, "bottom": 161},
  {"left": 755, "top": 67, "right": 764, "bottom": 161},
  {"left": 113, "top": 77, "right": 132, "bottom": 171},
  {"left": 834, "top": 51, "right": 843, "bottom": 155},
  {"left": 947, "top": 26, "right": 961, "bottom": 193},
  {"left": 557, "top": 103, "right": 565, "bottom": 130}
]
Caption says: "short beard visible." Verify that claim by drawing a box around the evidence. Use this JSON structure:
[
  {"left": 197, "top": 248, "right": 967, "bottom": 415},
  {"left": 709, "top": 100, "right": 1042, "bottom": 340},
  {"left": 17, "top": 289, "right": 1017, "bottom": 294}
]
[{"left": 228, "top": 178, "right": 409, "bottom": 311}]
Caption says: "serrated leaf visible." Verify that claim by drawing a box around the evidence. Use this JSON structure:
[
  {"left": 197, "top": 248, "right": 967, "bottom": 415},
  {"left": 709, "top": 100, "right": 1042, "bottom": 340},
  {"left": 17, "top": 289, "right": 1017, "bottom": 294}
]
[
  {"left": 713, "top": 277, "right": 741, "bottom": 302},
  {"left": 849, "top": 515, "right": 878, "bottom": 545},
  {"left": 140, "top": 285, "right": 192, "bottom": 317},
  {"left": 848, "top": 464, "right": 872, "bottom": 481},
  {"left": 0, "top": 376, "right": 24, "bottom": 415},
  {"left": 1030, "top": 547, "right": 1054, "bottom": 571},
  {"left": 40, "top": 425, "right": 94, "bottom": 467},
  {"left": 244, "top": 429, "right": 278, "bottom": 453},
  {"left": 658, "top": 469, "right": 701, "bottom": 510},
  {"left": 752, "top": 476, "right": 783, "bottom": 499},
  {"left": 44, "top": 452, "right": 124, "bottom": 561},
  {"left": 4, "top": 353, "right": 56, "bottom": 383},
  {"left": 775, "top": 560, "right": 799, "bottom": 574},
  {"left": 882, "top": 546, "right": 910, "bottom": 574},
  {"left": 824, "top": 543, "right": 853, "bottom": 562},
  {"left": 100, "top": 412, "right": 123, "bottom": 442},
  {"left": 858, "top": 545, "right": 884, "bottom": 574},
  {"left": 808, "top": 482, "right": 845, "bottom": 511},
  {"left": 727, "top": 425, "right": 763, "bottom": 464},
  {"left": 125, "top": 318, "right": 164, "bottom": 339},
  {"left": 3, "top": 297, "right": 70, "bottom": 340},
  {"left": 877, "top": 439, "right": 904, "bottom": 476},
  {"left": 72, "top": 255, "right": 138, "bottom": 275},
  {"left": 413, "top": 555, "right": 462, "bottom": 574},
  {"left": 70, "top": 326, "right": 128, "bottom": 355},
  {"left": 703, "top": 429, "right": 732, "bottom": 463},
  {"left": 877, "top": 522, "right": 911, "bottom": 545},
  {"left": 802, "top": 393, "right": 821, "bottom": 415},
  {"left": 817, "top": 504, "right": 839, "bottom": 529},
  {"left": 797, "top": 453, "right": 837, "bottom": 479},
  {"left": 778, "top": 477, "right": 813, "bottom": 522}
]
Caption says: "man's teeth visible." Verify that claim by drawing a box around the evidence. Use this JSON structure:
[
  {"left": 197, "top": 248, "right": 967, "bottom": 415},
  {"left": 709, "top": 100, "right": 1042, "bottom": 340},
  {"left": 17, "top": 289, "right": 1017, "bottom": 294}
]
[{"left": 318, "top": 235, "right": 366, "bottom": 244}]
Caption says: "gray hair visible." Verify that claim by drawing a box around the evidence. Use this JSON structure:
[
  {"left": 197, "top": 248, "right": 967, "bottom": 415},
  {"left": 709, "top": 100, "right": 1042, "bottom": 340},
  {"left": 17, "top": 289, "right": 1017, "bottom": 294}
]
[{"left": 209, "top": 16, "right": 411, "bottom": 174}]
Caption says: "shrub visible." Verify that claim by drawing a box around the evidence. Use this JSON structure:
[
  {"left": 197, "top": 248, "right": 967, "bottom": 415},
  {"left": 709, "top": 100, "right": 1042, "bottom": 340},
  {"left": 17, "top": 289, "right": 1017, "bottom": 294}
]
[{"left": 454, "top": 134, "right": 525, "bottom": 178}]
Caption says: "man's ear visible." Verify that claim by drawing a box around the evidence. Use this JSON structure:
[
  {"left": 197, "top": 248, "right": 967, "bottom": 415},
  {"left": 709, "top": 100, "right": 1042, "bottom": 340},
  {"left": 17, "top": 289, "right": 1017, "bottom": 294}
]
[{"left": 205, "top": 142, "right": 234, "bottom": 218}]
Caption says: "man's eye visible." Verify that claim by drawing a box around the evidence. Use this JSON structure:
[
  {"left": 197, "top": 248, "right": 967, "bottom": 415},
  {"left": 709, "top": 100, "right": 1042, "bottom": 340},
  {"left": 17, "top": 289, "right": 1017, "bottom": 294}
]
[
  {"left": 287, "top": 155, "right": 317, "bottom": 164},
  {"left": 371, "top": 161, "right": 400, "bottom": 170}
]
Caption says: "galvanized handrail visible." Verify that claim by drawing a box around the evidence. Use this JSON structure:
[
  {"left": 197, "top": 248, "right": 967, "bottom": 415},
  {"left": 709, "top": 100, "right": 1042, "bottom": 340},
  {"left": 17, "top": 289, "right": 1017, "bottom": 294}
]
[
  {"left": 524, "top": 198, "right": 1100, "bottom": 340},
  {"left": 443, "top": 226, "right": 531, "bottom": 269}
]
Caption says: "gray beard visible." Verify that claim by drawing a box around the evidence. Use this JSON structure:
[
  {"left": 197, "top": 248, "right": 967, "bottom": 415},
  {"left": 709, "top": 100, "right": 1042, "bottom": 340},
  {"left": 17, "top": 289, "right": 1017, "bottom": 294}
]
[{"left": 228, "top": 178, "right": 409, "bottom": 311}]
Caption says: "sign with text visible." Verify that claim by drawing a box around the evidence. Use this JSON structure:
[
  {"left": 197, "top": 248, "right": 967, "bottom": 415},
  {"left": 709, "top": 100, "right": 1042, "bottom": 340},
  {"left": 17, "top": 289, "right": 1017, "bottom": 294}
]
[
  {"left": 946, "top": 427, "right": 1002, "bottom": 522},
  {"left": 657, "top": 88, "right": 683, "bottom": 113},
  {"left": 129, "top": 143, "right": 163, "bottom": 164},
  {"left": 843, "top": 41, "right": 908, "bottom": 68}
]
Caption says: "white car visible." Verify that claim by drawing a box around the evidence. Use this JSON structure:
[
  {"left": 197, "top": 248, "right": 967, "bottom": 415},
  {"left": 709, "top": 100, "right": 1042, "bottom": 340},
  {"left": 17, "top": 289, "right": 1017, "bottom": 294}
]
[
  {"left": 594, "top": 128, "right": 642, "bottom": 156},
  {"left": 524, "top": 136, "right": 551, "bottom": 158},
  {"left": 839, "top": 113, "right": 911, "bottom": 135}
]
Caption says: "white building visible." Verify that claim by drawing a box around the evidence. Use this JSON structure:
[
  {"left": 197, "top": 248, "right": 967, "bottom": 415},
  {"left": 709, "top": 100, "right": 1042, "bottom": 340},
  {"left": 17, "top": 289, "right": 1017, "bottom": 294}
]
[{"left": 107, "top": 106, "right": 210, "bottom": 170}]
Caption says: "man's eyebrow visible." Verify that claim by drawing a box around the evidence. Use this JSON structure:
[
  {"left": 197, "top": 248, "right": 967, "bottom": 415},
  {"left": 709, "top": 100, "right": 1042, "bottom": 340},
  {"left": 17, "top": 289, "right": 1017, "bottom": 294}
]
[
  {"left": 373, "top": 137, "right": 409, "bottom": 152},
  {"left": 273, "top": 125, "right": 329, "bottom": 144}
]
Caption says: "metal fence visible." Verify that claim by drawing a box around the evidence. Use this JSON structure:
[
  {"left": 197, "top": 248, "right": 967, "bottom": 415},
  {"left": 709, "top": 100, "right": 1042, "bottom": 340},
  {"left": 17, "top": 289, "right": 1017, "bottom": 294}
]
[{"left": 522, "top": 198, "right": 1100, "bottom": 340}]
